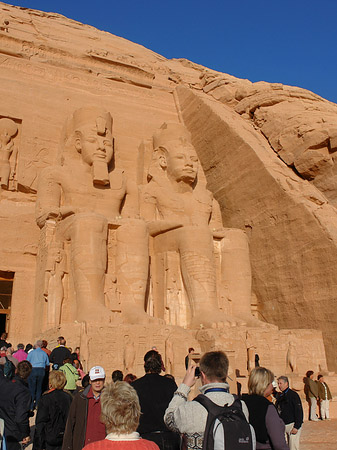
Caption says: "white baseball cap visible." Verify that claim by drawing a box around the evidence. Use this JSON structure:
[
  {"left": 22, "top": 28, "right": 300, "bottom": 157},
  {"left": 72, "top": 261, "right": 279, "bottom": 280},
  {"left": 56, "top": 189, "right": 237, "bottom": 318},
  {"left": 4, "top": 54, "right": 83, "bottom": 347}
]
[{"left": 89, "top": 366, "right": 106, "bottom": 381}]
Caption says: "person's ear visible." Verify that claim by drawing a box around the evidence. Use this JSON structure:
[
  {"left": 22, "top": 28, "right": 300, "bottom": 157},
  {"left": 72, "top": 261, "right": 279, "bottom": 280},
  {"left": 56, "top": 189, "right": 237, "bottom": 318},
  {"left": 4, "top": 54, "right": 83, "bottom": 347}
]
[
  {"left": 157, "top": 147, "right": 167, "bottom": 169},
  {"left": 75, "top": 131, "right": 82, "bottom": 153}
]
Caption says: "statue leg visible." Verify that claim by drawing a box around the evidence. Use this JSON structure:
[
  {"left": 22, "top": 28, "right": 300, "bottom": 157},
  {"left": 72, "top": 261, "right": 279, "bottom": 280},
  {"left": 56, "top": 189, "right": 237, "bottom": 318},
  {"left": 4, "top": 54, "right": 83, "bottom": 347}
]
[
  {"left": 0, "top": 161, "right": 10, "bottom": 189},
  {"left": 221, "top": 229, "right": 271, "bottom": 326},
  {"left": 221, "top": 229, "right": 252, "bottom": 319},
  {"left": 69, "top": 213, "right": 110, "bottom": 323},
  {"left": 116, "top": 219, "right": 154, "bottom": 324},
  {"left": 178, "top": 225, "right": 221, "bottom": 327}
]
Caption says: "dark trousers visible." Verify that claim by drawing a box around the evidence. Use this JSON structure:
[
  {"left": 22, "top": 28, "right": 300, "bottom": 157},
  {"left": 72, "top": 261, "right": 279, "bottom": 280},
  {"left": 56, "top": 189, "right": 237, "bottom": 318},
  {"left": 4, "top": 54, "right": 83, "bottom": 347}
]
[
  {"left": 6, "top": 437, "right": 21, "bottom": 450},
  {"left": 28, "top": 367, "right": 45, "bottom": 409},
  {"left": 141, "top": 431, "right": 180, "bottom": 450}
]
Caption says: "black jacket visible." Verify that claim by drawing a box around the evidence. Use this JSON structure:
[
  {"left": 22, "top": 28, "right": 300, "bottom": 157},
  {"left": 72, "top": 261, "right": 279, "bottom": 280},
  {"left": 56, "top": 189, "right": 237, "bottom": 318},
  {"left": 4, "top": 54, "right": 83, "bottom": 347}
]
[
  {"left": 275, "top": 388, "right": 303, "bottom": 429},
  {"left": 0, "top": 340, "right": 11, "bottom": 349},
  {"left": 62, "top": 385, "right": 89, "bottom": 450},
  {"left": 49, "top": 347, "right": 72, "bottom": 368},
  {"left": 33, "top": 389, "right": 73, "bottom": 450},
  {"left": 132, "top": 373, "right": 177, "bottom": 434},
  {"left": 0, "top": 375, "right": 31, "bottom": 442},
  {"left": 242, "top": 394, "right": 270, "bottom": 444}
]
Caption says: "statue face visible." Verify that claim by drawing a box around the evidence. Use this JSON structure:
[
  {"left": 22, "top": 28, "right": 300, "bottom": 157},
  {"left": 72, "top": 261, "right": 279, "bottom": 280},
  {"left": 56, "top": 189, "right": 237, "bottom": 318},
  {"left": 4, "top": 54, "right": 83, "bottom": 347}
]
[
  {"left": 76, "top": 124, "right": 113, "bottom": 166},
  {"left": 0, "top": 130, "right": 10, "bottom": 146},
  {"left": 165, "top": 142, "right": 199, "bottom": 184}
]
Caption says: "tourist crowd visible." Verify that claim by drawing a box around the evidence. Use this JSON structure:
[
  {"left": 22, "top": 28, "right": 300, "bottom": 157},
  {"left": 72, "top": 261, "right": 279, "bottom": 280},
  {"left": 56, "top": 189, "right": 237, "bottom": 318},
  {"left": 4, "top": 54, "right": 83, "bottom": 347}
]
[{"left": 0, "top": 332, "right": 333, "bottom": 450}]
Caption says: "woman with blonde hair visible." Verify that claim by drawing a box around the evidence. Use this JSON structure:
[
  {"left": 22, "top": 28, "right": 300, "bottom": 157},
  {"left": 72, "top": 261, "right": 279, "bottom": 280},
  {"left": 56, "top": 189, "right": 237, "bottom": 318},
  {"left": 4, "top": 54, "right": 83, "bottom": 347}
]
[
  {"left": 83, "top": 381, "right": 159, "bottom": 450},
  {"left": 243, "top": 367, "right": 289, "bottom": 450},
  {"left": 33, "top": 370, "right": 72, "bottom": 450}
]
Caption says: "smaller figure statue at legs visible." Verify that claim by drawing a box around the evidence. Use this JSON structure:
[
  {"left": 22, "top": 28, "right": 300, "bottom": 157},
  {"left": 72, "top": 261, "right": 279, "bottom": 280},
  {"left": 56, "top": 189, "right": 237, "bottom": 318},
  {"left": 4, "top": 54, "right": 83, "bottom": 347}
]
[
  {"left": 0, "top": 118, "right": 18, "bottom": 190},
  {"left": 44, "top": 241, "right": 67, "bottom": 327}
]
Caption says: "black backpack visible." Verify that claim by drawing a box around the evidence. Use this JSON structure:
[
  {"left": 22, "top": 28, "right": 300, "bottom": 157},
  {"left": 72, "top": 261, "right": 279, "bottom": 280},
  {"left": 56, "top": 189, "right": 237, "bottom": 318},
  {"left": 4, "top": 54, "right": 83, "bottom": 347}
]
[{"left": 194, "top": 394, "right": 256, "bottom": 450}]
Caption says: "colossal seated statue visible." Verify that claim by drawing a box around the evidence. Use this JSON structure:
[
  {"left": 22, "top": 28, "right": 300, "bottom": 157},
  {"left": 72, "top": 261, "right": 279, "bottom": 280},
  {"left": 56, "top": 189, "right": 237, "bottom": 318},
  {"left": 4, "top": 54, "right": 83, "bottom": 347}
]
[
  {"left": 35, "top": 107, "right": 149, "bottom": 325},
  {"left": 141, "top": 122, "right": 256, "bottom": 328}
]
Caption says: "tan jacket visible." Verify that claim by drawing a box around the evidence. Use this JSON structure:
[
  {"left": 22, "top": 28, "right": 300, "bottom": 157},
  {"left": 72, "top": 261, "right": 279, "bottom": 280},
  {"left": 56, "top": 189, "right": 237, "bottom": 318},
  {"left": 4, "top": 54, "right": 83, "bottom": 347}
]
[
  {"left": 304, "top": 377, "right": 318, "bottom": 400},
  {"left": 317, "top": 381, "right": 332, "bottom": 400}
]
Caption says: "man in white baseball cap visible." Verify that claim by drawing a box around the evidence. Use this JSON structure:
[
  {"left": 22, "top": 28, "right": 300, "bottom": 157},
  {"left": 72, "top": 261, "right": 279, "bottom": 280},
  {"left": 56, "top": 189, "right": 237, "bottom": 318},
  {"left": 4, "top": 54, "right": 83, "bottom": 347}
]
[{"left": 63, "top": 366, "right": 106, "bottom": 450}]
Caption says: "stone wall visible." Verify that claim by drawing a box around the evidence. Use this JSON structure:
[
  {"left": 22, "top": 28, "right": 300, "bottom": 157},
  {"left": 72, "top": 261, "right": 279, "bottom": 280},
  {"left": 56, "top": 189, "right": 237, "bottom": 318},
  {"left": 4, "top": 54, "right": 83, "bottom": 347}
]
[{"left": 0, "top": 1, "right": 337, "bottom": 378}]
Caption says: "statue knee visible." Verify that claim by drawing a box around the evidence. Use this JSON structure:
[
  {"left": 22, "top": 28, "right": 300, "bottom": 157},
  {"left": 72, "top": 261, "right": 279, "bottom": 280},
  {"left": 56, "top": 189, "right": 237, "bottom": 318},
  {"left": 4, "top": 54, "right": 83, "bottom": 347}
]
[
  {"left": 117, "top": 218, "right": 148, "bottom": 243},
  {"left": 72, "top": 212, "right": 108, "bottom": 236}
]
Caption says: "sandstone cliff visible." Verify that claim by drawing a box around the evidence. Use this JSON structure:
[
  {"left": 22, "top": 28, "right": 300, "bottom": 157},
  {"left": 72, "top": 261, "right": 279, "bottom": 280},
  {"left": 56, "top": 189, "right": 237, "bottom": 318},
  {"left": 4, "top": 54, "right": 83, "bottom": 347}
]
[{"left": 1, "top": 1, "right": 337, "bottom": 370}]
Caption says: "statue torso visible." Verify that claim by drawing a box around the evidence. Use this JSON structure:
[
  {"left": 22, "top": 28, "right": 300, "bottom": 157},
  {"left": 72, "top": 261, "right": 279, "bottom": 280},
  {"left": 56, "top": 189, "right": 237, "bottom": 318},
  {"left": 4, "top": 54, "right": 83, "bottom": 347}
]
[
  {"left": 44, "top": 164, "right": 127, "bottom": 218},
  {"left": 144, "top": 181, "right": 213, "bottom": 226}
]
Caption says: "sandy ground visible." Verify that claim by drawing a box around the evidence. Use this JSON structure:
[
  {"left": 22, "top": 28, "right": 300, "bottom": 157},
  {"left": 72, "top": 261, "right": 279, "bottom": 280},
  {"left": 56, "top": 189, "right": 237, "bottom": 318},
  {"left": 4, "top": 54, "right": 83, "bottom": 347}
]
[
  {"left": 300, "top": 419, "right": 337, "bottom": 450},
  {"left": 27, "top": 417, "right": 337, "bottom": 449}
]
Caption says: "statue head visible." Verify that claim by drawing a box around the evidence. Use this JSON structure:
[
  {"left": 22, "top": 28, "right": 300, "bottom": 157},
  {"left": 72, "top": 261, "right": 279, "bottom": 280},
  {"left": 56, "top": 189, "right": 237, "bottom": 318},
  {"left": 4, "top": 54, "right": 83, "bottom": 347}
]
[
  {"left": 64, "top": 107, "right": 113, "bottom": 185},
  {"left": 152, "top": 122, "right": 199, "bottom": 186},
  {"left": 0, "top": 118, "right": 18, "bottom": 147}
]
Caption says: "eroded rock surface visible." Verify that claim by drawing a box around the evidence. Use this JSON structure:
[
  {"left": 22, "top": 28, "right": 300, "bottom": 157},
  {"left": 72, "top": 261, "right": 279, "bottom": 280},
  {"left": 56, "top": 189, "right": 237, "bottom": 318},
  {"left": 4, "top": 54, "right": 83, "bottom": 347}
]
[{"left": 0, "top": 1, "right": 337, "bottom": 376}]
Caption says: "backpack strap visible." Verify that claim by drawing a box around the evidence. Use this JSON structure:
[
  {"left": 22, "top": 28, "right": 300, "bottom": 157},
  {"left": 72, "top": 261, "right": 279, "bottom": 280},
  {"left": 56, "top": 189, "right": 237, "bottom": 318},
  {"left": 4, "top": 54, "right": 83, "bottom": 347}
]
[{"left": 194, "top": 394, "right": 244, "bottom": 418}]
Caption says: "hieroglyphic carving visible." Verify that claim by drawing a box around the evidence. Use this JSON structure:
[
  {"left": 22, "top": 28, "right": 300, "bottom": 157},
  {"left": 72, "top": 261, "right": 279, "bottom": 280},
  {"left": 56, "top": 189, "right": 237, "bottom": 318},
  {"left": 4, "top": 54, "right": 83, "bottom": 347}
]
[
  {"left": 18, "top": 145, "right": 51, "bottom": 193},
  {"left": 123, "top": 334, "right": 136, "bottom": 374},
  {"left": 165, "top": 334, "right": 174, "bottom": 375}
]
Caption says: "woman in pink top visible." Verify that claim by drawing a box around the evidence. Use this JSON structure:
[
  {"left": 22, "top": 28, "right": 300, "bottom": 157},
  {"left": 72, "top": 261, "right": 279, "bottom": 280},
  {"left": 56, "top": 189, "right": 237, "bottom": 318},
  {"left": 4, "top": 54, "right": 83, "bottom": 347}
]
[
  {"left": 83, "top": 382, "right": 159, "bottom": 450},
  {"left": 13, "top": 343, "right": 27, "bottom": 362}
]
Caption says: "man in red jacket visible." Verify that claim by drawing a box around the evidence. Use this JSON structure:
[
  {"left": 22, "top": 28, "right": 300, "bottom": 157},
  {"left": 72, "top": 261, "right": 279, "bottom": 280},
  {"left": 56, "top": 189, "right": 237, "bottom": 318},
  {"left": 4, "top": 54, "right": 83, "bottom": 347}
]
[{"left": 62, "top": 366, "right": 106, "bottom": 450}]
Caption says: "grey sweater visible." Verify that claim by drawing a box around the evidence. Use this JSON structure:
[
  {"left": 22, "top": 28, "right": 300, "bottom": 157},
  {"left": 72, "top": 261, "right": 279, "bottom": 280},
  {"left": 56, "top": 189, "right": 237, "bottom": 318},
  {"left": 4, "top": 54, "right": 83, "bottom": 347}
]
[{"left": 164, "top": 382, "right": 249, "bottom": 450}]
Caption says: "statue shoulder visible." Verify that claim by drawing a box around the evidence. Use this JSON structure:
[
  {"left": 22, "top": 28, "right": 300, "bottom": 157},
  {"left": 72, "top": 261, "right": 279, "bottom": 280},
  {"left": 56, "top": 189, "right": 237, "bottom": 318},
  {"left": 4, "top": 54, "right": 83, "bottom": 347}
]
[
  {"left": 194, "top": 186, "right": 214, "bottom": 204},
  {"left": 38, "top": 165, "right": 65, "bottom": 183},
  {"left": 140, "top": 181, "right": 162, "bottom": 203},
  {"left": 109, "top": 168, "right": 126, "bottom": 190}
]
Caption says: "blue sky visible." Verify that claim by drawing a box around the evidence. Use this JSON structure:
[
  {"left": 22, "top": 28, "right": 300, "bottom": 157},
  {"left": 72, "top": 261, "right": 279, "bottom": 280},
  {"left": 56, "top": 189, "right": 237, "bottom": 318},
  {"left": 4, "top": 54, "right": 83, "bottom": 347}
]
[{"left": 7, "top": 0, "right": 337, "bottom": 104}]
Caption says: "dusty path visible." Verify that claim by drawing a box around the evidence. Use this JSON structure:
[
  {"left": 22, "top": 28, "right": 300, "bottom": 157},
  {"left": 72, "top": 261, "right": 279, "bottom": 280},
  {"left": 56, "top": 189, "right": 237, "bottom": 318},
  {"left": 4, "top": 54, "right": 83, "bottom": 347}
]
[
  {"left": 27, "top": 416, "right": 337, "bottom": 449},
  {"left": 300, "top": 419, "right": 337, "bottom": 450}
]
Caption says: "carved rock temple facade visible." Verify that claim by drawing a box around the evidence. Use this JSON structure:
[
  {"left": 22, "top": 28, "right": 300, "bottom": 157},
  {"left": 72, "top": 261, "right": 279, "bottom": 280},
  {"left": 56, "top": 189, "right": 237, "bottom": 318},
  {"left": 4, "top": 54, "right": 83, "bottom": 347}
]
[{"left": 0, "top": 2, "right": 337, "bottom": 410}]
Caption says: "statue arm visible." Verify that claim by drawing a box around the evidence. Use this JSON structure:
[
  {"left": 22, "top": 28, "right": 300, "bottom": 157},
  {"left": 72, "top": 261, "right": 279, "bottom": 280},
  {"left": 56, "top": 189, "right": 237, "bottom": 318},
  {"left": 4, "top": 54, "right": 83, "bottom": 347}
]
[
  {"left": 209, "top": 197, "right": 228, "bottom": 238},
  {"left": 9, "top": 145, "right": 17, "bottom": 177},
  {"left": 140, "top": 184, "right": 183, "bottom": 236},
  {"left": 122, "top": 178, "right": 140, "bottom": 218},
  {"left": 139, "top": 185, "right": 157, "bottom": 221},
  {"left": 35, "top": 168, "right": 62, "bottom": 228}
]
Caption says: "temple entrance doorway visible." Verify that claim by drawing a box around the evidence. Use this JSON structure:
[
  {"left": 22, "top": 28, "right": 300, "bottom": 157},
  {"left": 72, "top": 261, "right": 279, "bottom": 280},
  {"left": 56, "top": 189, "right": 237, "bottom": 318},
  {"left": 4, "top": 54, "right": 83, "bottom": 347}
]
[{"left": 0, "top": 271, "right": 14, "bottom": 335}]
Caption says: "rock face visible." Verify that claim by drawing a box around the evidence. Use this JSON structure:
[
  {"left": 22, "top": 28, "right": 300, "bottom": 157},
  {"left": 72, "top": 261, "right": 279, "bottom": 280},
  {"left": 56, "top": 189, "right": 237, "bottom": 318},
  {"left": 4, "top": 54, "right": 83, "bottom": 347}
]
[{"left": 0, "top": 1, "right": 337, "bottom": 378}]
